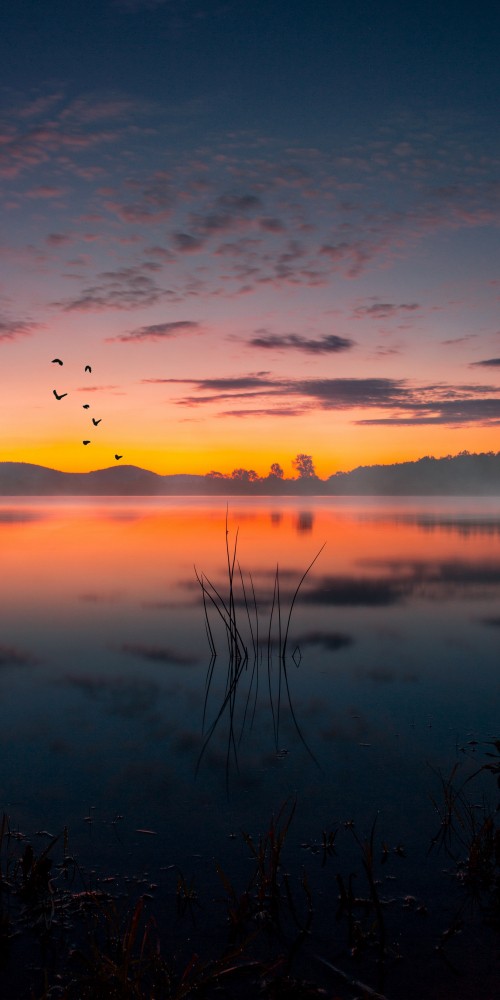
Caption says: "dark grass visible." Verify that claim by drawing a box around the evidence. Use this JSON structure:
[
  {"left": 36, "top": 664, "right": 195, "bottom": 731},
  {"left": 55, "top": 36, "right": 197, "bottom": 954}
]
[{"left": 0, "top": 741, "right": 498, "bottom": 999}]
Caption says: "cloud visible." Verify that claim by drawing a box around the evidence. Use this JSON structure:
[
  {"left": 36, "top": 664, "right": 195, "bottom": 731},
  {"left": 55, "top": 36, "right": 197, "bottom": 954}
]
[
  {"left": 143, "top": 372, "right": 500, "bottom": 426},
  {"left": 46, "top": 232, "right": 73, "bottom": 246},
  {"left": 220, "top": 406, "right": 307, "bottom": 417},
  {"left": 353, "top": 301, "right": 420, "bottom": 320},
  {"left": 470, "top": 358, "right": 500, "bottom": 368},
  {"left": 357, "top": 397, "right": 500, "bottom": 426},
  {"left": 54, "top": 265, "right": 168, "bottom": 311},
  {"left": 0, "top": 316, "right": 42, "bottom": 341},
  {"left": 0, "top": 93, "right": 148, "bottom": 180},
  {"left": 108, "top": 320, "right": 200, "bottom": 342},
  {"left": 25, "top": 185, "right": 66, "bottom": 200},
  {"left": 247, "top": 332, "right": 355, "bottom": 354},
  {"left": 104, "top": 171, "right": 173, "bottom": 224}
]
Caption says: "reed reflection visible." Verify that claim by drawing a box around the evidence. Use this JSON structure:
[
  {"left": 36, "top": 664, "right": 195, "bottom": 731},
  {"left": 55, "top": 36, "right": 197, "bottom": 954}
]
[{"left": 195, "top": 517, "right": 324, "bottom": 786}]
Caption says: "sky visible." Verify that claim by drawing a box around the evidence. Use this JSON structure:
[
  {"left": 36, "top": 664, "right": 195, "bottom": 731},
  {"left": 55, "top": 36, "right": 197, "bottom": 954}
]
[{"left": 1, "top": 0, "right": 499, "bottom": 477}]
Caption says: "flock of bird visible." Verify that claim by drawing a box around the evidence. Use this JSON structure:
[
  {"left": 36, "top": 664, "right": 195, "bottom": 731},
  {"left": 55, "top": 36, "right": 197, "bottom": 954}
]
[{"left": 51, "top": 359, "right": 123, "bottom": 460}]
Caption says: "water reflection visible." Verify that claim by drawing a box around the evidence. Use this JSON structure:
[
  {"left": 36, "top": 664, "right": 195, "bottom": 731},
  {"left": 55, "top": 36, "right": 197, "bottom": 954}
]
[
  {"left": 0, "top": 496, "right": 498, "bottom": 843},
  {"left": 296, "top": 509, "right": 314, "bottom": 533}
]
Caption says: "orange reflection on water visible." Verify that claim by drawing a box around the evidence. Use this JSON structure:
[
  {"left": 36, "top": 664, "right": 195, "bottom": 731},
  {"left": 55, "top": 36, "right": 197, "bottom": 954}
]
[{"left": 3, "top": 497, "right": 500, "bottom": 615}]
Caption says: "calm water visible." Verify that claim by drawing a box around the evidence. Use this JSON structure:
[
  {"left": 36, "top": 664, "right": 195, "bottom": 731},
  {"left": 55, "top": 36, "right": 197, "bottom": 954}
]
[{"left": 1, "top": 496, "right": 499, "bottom": 989}]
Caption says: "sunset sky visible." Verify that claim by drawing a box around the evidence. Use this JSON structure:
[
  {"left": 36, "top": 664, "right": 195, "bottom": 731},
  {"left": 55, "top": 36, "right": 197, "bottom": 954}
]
[{"left": 1, "top": 0, "right": 499, "bottom": 477}]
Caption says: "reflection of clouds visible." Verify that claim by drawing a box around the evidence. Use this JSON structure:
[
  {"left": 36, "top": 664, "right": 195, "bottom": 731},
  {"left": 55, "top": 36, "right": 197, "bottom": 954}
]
[
  {"left": 358, "top": 513, "right": 500, "bottom": 537},
  {"left": 298, "top": 560, "right": 500, "bottom": 607},
  {"left": 141, "top": 599, "right": 190, "bottom": 610},
  {"left": 0, "top": 509, "right": 42, "bottom": 523},
  {"left": 302, "top": 575, "right": 403, "bottom": 606},
  {"left": 478, "top": 616, "right": 500, "bottom": 629},
  {"left": 357, "top": 558, "right": 500, "bottom": 588},
  {"left": 0, "top": 644, "right": 40, "bottom": 667},
  {"left": 65, "top": 675, "right": 161, "bottom": 719},
  {"left": 364, "top": 667, "right": 418, "bottom": 684},
  {"left": 118, "top": 642, "right": 197, "bottom": 667},
  {"left": 292, "top": 630, "right": 354, "bottom": 652},
  {"left": 79, "top": 590, "right": 125, "bottom": 604}
]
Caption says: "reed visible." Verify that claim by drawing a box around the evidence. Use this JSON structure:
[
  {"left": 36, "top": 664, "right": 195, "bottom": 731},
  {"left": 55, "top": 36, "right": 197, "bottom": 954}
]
[{"left": 195, "top": 510, "right": 324, "bottom": 783}]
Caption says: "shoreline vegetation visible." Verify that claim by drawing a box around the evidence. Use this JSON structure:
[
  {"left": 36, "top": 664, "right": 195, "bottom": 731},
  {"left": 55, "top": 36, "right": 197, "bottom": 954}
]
[
  {"left": 2, "top": 451, "right": 500, "bottom": 495},
  {"left": 0, "top": 741, "right": 498, "bottom": 999}
]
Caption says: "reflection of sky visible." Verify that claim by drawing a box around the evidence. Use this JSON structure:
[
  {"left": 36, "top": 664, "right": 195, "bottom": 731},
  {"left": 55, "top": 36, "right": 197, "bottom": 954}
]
[{"left": 0, "top": 498, "right": 498, "bottom": 872}]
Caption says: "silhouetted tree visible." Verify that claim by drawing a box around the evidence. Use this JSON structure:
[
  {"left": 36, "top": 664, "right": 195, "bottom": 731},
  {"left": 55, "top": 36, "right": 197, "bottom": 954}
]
[
  {"left": 269, "top": 462, "right": 284, "bottom": 479},
  {"left": 231, "top": 468, "right": 259, "bottom": 482},
  {"left": 292, "top": 453, "right": 316, "bottom": 478},
  {"left": 205, "top": 470, "right": 227, "bottom": 479}
]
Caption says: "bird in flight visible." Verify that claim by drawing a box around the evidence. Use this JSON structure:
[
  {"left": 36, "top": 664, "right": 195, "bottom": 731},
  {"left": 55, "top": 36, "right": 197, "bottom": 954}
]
[
  {"left": 51, "top": 358, "right": 63, "bottom": 365},
  {"left": 84, "top": 365, "right": 92, "bottom": 373},
  {"left": 92, "top": 417, "right": 102, "bottom": 426},
  {"left": 82, "top": 440, "right": 91, "bottom": 446},
  {"left": 53, "top": 389, "right": 67, "bottom": 400},
  {"left": 115, "top": 454, "right": 123, "bottom": 461},
  {"left": 83, "top": 404, "right": 90, "bottom": 409}
]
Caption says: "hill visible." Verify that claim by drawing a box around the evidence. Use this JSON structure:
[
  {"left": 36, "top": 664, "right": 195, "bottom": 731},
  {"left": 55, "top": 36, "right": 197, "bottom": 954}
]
[{"left": 1, "top": 452, "right": 500, "bottom": 495}]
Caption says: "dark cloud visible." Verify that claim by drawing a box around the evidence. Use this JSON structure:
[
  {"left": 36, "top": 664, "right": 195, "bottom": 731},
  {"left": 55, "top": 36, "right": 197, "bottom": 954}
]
[
  {"left": 141, "top": 372, "right": 500, "bottom": 426},
  {"left": 172, "top": 232, "right": 205, "bottom": 253},
  {"left": 0, "top": 317, "right": 42, "bottom": 341},
  {"left": 221, "top": 406, "right": 306, "bottom": 417},
  {"left": 108, "top": 320, "right": 200, "bottom": 342},
  {"left": 46, "top": 232, "right": 72, "bottom": 246},
  {"left": 104, "top": 171, "right": 173, "bottom": 224},
  {"left": 54, "top": 265, "right": 168, "bottom": 311},
  {"left": 470, "top": 358, "right": 500, "bottom": 368},
  {"left": 353, "top": 301, "right": 419, "bottom": 319},
  {"left": 259, "top": 217, "right": 286, "bottom": 233},
  {"left": 248, "top": 332, "right": 355, "bottom": 354},
  {"left": 144, "top": 374, "right": 274, "bottom": 391},
  {"left": 357, "top": 397, "right": 500, "bottom": 426}
]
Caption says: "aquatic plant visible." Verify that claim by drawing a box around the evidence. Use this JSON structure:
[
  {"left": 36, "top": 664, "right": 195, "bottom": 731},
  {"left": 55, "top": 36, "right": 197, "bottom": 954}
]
[{"left": 195, "top": 510, "right": 324, "bottom": 783}]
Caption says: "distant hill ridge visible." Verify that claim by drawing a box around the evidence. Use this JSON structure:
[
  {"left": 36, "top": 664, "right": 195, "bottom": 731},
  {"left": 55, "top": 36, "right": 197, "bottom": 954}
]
[{"left": 2, "top": 452, "right": 500, "bottom": 495}]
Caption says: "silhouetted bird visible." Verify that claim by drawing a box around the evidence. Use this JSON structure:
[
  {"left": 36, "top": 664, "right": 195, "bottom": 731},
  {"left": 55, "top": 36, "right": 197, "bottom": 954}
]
[
  {"left": 51, "top": 358, "right": 63, "bottom": 365},
  {"left": 84, "top": 365, "right": 92, "bottom": 373},
  {"left": 115, "top": 454, "right": 123, "bottom": 460},
  {"left": 53, "top": 389, "right": 67, "bottom": 400},
  {"left": 83, "top": 440, "right": 91, "bottom": 445},
  {"left": 83, "top": 404, "right": 90, "bottom": 409},
  {"left": 92, "top": 418, "right": 101, "bottom": 426}
]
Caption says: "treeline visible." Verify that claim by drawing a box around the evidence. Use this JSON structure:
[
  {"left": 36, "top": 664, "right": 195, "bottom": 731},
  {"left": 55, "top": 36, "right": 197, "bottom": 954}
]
[
  {"left": 203, "top": 450, "right": 500, "bottom": 495},
  {"left": 2, "top": 451, "right": 500, "bottom": 495}
]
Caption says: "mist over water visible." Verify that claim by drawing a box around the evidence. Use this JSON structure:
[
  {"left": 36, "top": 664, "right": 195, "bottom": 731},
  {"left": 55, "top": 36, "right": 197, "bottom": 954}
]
[{"left": 0, "top": 496, "right": 498, "bottom": 882}]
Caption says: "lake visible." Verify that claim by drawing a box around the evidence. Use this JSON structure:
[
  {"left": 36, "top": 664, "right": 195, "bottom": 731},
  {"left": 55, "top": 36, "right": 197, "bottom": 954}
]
[{"left": 0, "top": 496, "right": 498, "bottom": 997}]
